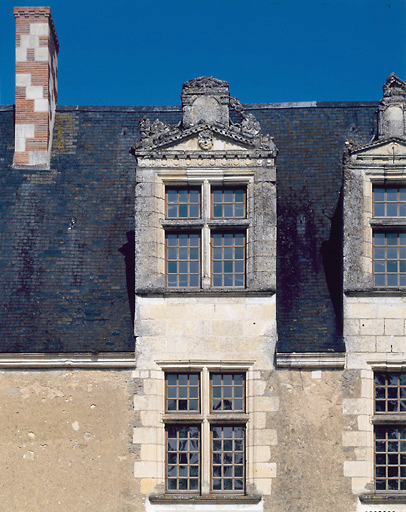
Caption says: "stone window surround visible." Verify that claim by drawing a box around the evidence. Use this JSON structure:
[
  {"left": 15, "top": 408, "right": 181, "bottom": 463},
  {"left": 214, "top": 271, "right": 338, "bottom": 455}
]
[
  {"left": 156, "top": 360, "right": 257, "bottom": 501},
  {"left": 159, "top": 171, "right": 254, "bottom": 291},
  {"left": 359, "top": 360, "right": 406, "bottom": 505},
  {"left": 355, "top": 167, "right": 406, "bottom": 291}
]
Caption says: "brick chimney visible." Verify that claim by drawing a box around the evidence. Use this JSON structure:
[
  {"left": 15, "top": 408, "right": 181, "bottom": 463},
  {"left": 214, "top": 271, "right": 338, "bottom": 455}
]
[{"left": 13, "top": 7, "right": 59, "bottom": 168}]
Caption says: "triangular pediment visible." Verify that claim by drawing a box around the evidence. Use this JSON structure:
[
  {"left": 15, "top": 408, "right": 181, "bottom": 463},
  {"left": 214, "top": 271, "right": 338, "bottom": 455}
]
[
  {"left": 156, "top": 125, "right": 253, "bottom": 152},
  {"left": 351, "top": 137, "right": 406, "bottom": 160},
  {"left": 131, "top": 120, "right": 276, "bottom": 157}
]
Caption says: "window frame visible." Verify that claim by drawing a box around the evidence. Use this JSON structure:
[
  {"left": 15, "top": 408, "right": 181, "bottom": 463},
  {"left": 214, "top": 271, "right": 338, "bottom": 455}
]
[
  {"left": 211, "top": 186, "right": 247, "bottom": 219},
  {"left": 162, "top": 179, "right": 251, "bottom": 290},
  {"left": 165, "top": 231, "right": 201, "bottom": 288},
  {"left": 370, "top": 182, "right": 406, "bottom": 289},
  {"left": 160, "top": 363, "right": 252, "bottom": 496},
  {"left": 165, "top": 186, "right": 202, "bottom": 220},
  {"left": 374, "top": 371, "right": 406, "bottom": 493}
]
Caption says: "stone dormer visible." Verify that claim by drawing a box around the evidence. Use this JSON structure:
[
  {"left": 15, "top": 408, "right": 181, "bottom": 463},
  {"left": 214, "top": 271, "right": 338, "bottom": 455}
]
[
  {"left": 131, "top": 77, "right": 277, "bottom": 293},
  {"left": 344, "top": 73, "right": 406, "bottom": 291}
]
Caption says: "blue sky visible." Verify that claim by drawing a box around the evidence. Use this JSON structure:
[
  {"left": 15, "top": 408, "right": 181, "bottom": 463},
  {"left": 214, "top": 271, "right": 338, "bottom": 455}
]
[{"left": 0, "top": 0, "right": 405, "bottom": 106}]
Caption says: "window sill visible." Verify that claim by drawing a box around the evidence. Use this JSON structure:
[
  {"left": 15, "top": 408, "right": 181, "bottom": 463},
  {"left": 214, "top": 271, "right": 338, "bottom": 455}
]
[
  {"left": 370, "top": 218, "right": 406, "bottom": 228},
  {"left": 149, "top": 494, "right": 262, "bottom": 505},
  {"left": 136, "top": 288, "right": 276, "bottom": 297},
  {"left": 345, "top": 289, "right": 406, "bottom": 296},
  {"left": 359, "top": 493, "right": 406, "bottom": 504}
]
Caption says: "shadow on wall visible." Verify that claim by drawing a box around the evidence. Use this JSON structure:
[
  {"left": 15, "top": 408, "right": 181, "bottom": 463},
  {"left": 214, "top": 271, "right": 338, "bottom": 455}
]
[
  {"left": 321, "top": 189, "right": 343, "bottom": 337},
  {"left": 118, "top": 231, "right": 135, "bottom": 324}
]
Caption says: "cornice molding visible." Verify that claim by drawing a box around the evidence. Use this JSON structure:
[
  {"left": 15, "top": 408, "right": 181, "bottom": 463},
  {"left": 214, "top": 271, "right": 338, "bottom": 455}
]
[
  {"left": 136, "top": 155, "right": 275, "bottom": 168},
  {"left": 276, "top": 352, "right": 345, "bottom": 369},
  {"left": 0, "top": 352, "right": 135, "bottom": 369}
]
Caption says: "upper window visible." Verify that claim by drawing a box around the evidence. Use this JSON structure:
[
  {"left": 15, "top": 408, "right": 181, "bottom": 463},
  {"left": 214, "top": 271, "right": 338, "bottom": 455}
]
[
  {"left": 211, "top": 233, "right": 245, "bottom": 288},
  {"left": 166, "top": 233, "right": 200, "bottom": 287},
  {"left": 166, "top": 373, "right": 200, "bottom": 412},
  {"left": 374, "top": 373, "right": 406, "bottom": 492},
  {"left": 373, "top": 233, "right": 406, "bottom": 287},
  {"left": 372, "top": 186, "right": 406, "bottom": 287},
  {"left": 164, "top": 184, "right": 248, "bottom": 289},
  {"left": 374, "top": 187, "right": 406, "bottom": 217},
  {"left": 166, "top": 187, "right": 201, "bottom": 219},
  {"left": 211, "top": 187, "right": 246, "bottom": 218},
  {"left": 211, "top": 373, "right": 245, "bottom": 411}
]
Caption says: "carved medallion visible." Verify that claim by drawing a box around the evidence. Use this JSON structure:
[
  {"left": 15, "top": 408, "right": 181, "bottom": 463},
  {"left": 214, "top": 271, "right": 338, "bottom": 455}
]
[{"left": 198, "top": 129, "right": 213, "bottom": 150}]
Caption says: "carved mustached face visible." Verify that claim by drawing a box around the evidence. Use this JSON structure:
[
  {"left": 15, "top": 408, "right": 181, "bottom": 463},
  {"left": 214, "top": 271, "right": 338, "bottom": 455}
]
[{"left": 198, "top": 129, "right": 213, "bottom": 150}]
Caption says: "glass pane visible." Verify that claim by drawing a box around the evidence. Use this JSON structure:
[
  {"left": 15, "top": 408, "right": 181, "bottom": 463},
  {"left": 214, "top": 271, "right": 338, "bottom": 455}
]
[
  {"left": 224, "top": 204, "right": 234, "bottom": 217},
  {"left": 375, "top": 275, "right": 385, "bottom": 286},
  {"left": 178, "top": 204, "right": 188, "bottom": 217},
  {"left": 387, "top": 233, "right": 397, "bottom": 245},
  {"left": 387, "top": 274, "right": 398, "bottom": 286},
  {"left": 374, "top": 204, "right": 385, "bottom": 216},
  {"left": 387, "top": 189, "right": 397, "bottom": 201},
  {"left": 374, "top": 188, "right": 385, "bottom": 201},
  {"left": 387, "top": 204, "right": 398, "bottom": 216},
  {"left": 224, "top": 190, "right": 233, "bottom": 202},
  {"left": 213, "top": 204, "right": 223, "bottom": 217},
  {"left": 235, "top": 204, "right": 244, "bottom": 217}
]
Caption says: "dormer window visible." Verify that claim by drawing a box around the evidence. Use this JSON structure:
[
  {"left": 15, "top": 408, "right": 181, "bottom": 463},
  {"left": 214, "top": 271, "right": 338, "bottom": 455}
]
[
  {"left": 164, "top": 184, "right": 248, "bottom": 289},
  {"left": 166, "top": 187, "right": 201, "bottom": 219},
  {"left": 372, "top": 186, "right": 406, "bottom": 287},
  {"left": 132, "top": 76, "right": 276, "bottom": 294},
  {"left": 374, "top": 187, "right": 406, "bottom": 217},
  {"left": 211, "top": 187, "right": 246, "bottom": 218}
]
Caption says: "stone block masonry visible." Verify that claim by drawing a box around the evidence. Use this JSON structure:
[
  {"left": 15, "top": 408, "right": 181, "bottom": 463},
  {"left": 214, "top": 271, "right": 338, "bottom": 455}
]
[{"left": 13, "top": 7, "right": 59, "bottom": 167}]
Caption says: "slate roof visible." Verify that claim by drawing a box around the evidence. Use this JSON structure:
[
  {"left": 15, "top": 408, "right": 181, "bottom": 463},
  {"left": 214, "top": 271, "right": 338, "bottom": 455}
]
[{"left": 0, "top": 101, "right": 377, "bottom": 353}]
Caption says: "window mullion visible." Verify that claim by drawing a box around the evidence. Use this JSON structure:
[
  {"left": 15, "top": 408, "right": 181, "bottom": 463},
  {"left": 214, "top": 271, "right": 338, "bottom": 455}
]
[
  {"left": 201, "top": 367, "right": 210, "bottom": 494},
  {"left": 202, "top": 180, "right": 211, "bottom": 289}
]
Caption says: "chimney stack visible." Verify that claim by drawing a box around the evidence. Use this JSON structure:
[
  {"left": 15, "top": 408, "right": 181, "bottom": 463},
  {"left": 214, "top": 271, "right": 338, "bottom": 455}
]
[{"left": 13, "top": 7, "right": 59, "bottom": 168}]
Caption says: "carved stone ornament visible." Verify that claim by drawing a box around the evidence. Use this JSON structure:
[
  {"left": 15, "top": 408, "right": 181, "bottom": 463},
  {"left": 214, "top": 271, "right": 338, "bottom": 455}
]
[
  {"left": 229, "top": 96, "right": 261, "bottom": 137},
  {"left": 198, "top": 129, "right": 213, "bottom": 150},
  {"left": 182, "top": 76, "right": 229, "bottom": 93},
  {"left": 383, "top": 73, "right": 406, "bottom": 99},
  {"left": 378, "top": 73, "right": 406, "bottom": 139},
  {"left": 131, "top": 77, "right": 277, "bottom": 155}
]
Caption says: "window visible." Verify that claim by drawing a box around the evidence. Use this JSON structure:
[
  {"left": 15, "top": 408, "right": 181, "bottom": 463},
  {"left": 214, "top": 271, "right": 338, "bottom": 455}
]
[
  {"left": 211, "top": 187, "right": 246, "bottom": 218},
  {"left": 211, "top": 233, "right": 245, "bottom": 287},
  {"left": 166, "top": 187, "right": 201, "bottom": 219},
  {"left": 166, "top": 425, "right": 200, "bottom": 491},
  {"left": 372, "top": 186, "right": 406, "bottom": 287},
  {"left": 164, "top": 370, "right": 247, "bottom": 495},
  {"left": 373, "top": 233, "right": 406, "bottom": 286},
  {"left": 164, "top": 184, "right": 248, "bottom": 289},
  {"left": 374, "top": 372, "right": 406, "bottom": 492},
  {"left": 166, "top": 233, "right": 200, "bottom": 287},
  {"left": 374, "top": 187, "right": 406, "bottom": 217}
]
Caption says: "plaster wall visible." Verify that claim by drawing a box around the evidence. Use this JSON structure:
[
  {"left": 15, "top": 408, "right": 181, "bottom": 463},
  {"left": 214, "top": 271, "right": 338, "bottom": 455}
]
[{"left": 0, "top": 369, "right": 135, "bottom": 512}]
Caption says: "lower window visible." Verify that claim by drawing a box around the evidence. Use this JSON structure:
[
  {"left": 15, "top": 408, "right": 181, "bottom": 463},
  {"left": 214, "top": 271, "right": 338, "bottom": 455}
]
[
  {"left": 164, "top": 369, "right": 247, "bottom": 494},
  {"left": 212, "top": 425, "right": 245, "bottom": 491},
  {"left": 166, "top": 425, "right": 200, "bottom": 492},
  {"left": 374, "top": 372, "right": 406, "bottom": 492},
  {"left": 375, "top": 426, "right": 406, "bottom": 491}
]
